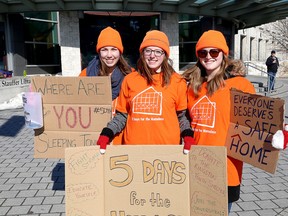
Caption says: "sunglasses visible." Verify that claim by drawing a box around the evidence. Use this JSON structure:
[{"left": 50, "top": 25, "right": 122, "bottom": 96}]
[{"left": 197, "top": 49, "right": 222, "bottom": 58}]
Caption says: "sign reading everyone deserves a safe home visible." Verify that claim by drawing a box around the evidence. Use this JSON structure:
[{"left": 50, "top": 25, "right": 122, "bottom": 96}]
[
  {"left": 65, "top": 145, "right": 228, "bottom": 216},
  {"left": 225, "top": 89, "right": 284, "bottom": 173}
]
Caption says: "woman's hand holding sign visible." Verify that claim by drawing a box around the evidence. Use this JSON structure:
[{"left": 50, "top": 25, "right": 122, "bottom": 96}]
[
  {"left": 97, "top": 127, "right": 114, "bottom": 154},
  {"left": 272, "top": 124, "right": 288, "bottom": 150}
]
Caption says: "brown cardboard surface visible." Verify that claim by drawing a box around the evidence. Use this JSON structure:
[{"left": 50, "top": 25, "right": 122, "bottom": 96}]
[
  {"left": 65, "top": 145, "right": 228, "bottom": 216},
  {"left": 31, "top": 76, "right": 112, "bottom": 158},
  {"left": 189, "top": 146, "right": 228, "bottom": 215},
  {"left": 42, "top": 104, "right": 111, "bottom": 131},
  {"left": 225, "top": 89, "right": 284, "bottom": 173},
  {"left": 34, "top": 131, "right": 100, "bottom": 158},
  {"left": 65, "top": 146, "right": 104, "bottom": 216},
  {"left": 31, "top": 76, "right": 112, "bottom": 105}
]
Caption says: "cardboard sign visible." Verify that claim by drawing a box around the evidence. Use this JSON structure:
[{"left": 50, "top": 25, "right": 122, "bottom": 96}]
[
  {"left": 31, "top": 76, "right": 112, "bottom": 158},
  {"left": 225, "top": 89, "right": 284, "bottom": 173},
  {"left": 65, "top": 145, "right": 228, "bottom": 216}
]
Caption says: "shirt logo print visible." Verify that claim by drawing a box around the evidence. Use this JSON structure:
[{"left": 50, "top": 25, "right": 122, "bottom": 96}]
[
  {"left": 190, "top": 95, "right": 216, "bottom": 128},
  {"left": 132, "top": 86, "right": 163, "bottom": 115}
]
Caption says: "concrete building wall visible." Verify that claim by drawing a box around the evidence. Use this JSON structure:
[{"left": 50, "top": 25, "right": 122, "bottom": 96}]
[
  {"left": 235, "top": 28, "right": 268, "bottom": 76},
  {"left": 59, "top": 11, "right": 82, "bottom": 76},
  {"left": 161, "top": 12, "right": 179, "bottom": 72},
  {"left": 235, "top": 24, "right": 287, "bottom": 62},
  {"left": 235, "top": 23, "right": 288, "bottom": 77}
]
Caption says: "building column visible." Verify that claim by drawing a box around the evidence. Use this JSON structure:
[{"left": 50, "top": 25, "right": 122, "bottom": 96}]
[
  {"left": 161, "top": 12, "right": 179, "bottom": 72},
  {"left": 59, "top": 11, "right": 82, "bottom": 76}
]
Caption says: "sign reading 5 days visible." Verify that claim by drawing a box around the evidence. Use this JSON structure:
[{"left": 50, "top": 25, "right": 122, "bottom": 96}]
[{"left": 65, "top": 145, "right": 228, "bottom": 216}]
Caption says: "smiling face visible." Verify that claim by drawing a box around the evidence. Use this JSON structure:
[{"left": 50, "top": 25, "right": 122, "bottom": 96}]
[
  {"left": 198, "top": 47, "right": 223, "bottom": 77},
  {"left": 99, "top": 46, "right": 120, "bottom": 69},
  {"left": 143, "top": 46, "right": 165, "bottom": 73}
]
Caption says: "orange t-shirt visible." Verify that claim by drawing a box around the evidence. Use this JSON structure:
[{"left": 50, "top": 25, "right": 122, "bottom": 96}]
[
  {"left": 116, "top": 71, "right": 188, "bottom": 145},
  {"left": 187, "top": 77, "right": 256, "bottom": 186}
]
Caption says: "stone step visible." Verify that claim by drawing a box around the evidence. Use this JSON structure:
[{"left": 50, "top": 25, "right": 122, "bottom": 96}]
[{"left": 251, "top": 81, "right": 268, "bottom": 95}]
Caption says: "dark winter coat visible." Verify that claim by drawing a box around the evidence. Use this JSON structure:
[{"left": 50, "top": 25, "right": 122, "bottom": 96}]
[{"left": 266, "top": 55, "right": 279, "bottom": 73}]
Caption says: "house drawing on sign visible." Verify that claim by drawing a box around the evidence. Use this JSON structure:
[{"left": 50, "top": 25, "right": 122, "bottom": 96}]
[
  {"left": 132, "top": 86, "right": 163, "bottom": 115},
  {"left": 191, "top": 95, "right": 216, "bottom": 128}
]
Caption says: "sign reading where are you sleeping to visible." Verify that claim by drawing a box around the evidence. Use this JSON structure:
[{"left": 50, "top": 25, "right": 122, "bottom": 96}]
[
  {"left": 225, "top": 88, "right": 284, "bottom": 173},
  {"left": 29, "top": 76, "right": 112, "bottom": 158}
]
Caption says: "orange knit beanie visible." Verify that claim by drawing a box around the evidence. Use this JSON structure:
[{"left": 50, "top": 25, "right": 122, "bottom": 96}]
[
  {"left": 96, "top": 27, "right": 124, "bottom": 54},
  {"left": 139, "top": 30, "right": 170, "bottom": 57},
  {"left": 196, "top": 30, "right": 229, "bottom": 56}
]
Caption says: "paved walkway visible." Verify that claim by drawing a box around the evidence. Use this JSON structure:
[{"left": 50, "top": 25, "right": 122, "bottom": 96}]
[
  {"left": 0, "top": 108, "right": 65, "bottom": 215},
  {"left": 0, "top": 75, "right": 288, "bottom": 215}
]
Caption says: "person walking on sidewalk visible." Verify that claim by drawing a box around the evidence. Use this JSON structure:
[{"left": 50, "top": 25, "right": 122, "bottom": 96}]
[
  {"left": 182, "top": 30, "right": 256, "bottom": 214},
  {"left": 96, "top": 30, "right": 195, "bottom": 154},
  {"left": 266, "top": 50, "right": 279, "bottom": 92}
]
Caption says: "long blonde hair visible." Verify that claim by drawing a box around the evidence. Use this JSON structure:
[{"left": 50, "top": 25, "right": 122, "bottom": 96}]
[{"left": 182, "top": 57, "right": 246, "bottom": 97}]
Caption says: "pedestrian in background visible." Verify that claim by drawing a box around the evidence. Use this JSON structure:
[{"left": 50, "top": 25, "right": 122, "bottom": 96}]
[
  {"left": 266, "top": 50, "right": 279, "bottom": 92},
  {"left": 97, "top": 30, "right": 195, "bottom": 154},
  {"left": 79, "top": 26, "right": 134, "bottom": 144},
  {"left": 182, "top": 30, "right": 256, "bottom": 214}
]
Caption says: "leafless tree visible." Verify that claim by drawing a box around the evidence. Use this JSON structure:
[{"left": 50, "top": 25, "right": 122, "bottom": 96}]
[
  {"left": 261, "top": 17, "right": 288, "bottom": 52},
  {"left": 260, "top": 18, "right": 288, "bottom": 76}
]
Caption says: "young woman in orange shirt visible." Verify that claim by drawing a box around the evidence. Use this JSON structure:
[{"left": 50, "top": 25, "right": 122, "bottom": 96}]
[
  {"left": 79, "top": 26, "right": 133, "bottom": 144},
  {"left": 97, "top": 30, "right": 195, "bottom": 154},
  {"left": 182, "top": 30, "right": 256, "bottom": 213}
]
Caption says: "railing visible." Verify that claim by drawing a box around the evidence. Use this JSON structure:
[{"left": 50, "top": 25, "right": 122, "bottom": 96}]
[
  {"left": 244, "top": 61, "right": 276, "bottom": 95},
  {"left": 244, "top": 61, "right": 288, "bottom": 119},
  {"left": 244, "top": 61, "right": 267, "bottom": 76}
]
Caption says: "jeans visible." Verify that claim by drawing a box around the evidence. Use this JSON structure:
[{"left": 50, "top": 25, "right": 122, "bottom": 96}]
[
  {"left": 228, "top": 202, "right": 232, "bottom": 214},
  {"left": 268, "top": 71, "right": 276, "bottom": 91}
]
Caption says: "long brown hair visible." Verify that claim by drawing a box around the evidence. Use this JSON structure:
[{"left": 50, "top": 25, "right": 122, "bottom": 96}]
[
  {"left": 182, "top": 56, "right": 246, "bottom": 97},
  {"left": 136, "top": 52, "right": 175, "bottom": 87},
  {"left": 98, "top": 55, "right": 131, "bottom": 76}
]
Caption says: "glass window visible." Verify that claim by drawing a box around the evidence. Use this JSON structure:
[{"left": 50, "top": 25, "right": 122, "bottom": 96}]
[
  {"left": 24, "top": 20, "right": 58, "bottom": 43},
  {"left": 179, "top": 14, "right": 199, "bottom": 22},
  {"left": 25, "top": 43, "right": 60, "bottom": 65},
  {"left": 179, "top": 22, "right": 201, "bottom": 42},
  {"left": 179, "top": 15, "right": 201, "bottom": 70},
  {"left": 24, "top": 12, "right": 60, "bottom": 67},
  {"left": 180, "top": 43, "right": 196, "bottom": 64}
]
